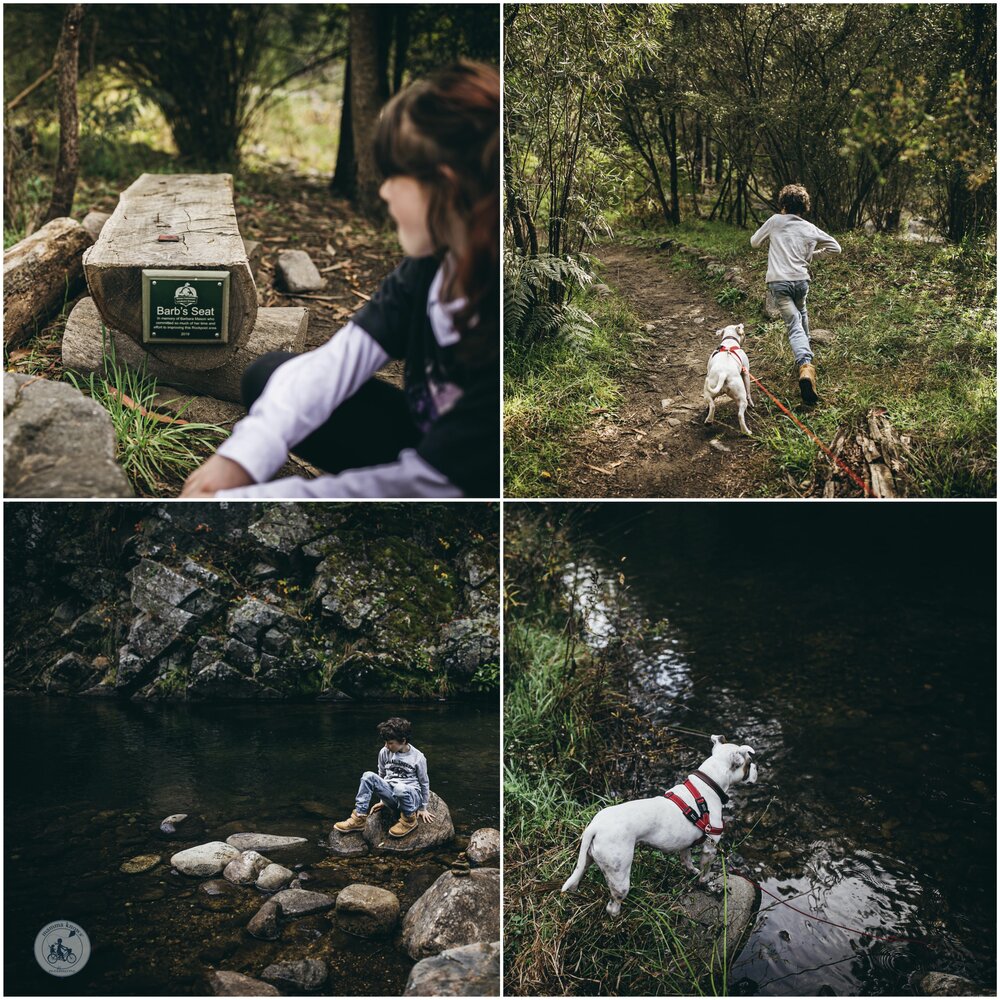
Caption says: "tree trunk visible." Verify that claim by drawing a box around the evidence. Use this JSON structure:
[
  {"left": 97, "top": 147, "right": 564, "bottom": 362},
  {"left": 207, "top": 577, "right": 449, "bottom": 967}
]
[
  {"left": 44, "top": 4, "right": 85, "bottom": 224},
  {"left": 668, "top": 108, "right": 681, "bottom": 225},
  {"left": 392, "top": 6, "right": 410, "bottom": 94},
  {"left": 349, "top": 5, "right": 388, "bottom": 219},
  {"left": 330, "top": 51, "right": 356, "bottom": 198},
  {"left": 3, "top": 217, "right": 92, "bottom": 349}
]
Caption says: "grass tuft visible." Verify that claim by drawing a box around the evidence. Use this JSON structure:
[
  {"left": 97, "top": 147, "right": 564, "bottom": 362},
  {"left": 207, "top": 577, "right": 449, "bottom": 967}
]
[
  {"left": 66, "top": 330, "right": 227, "bottom": 495},
  {"left": 504, "top": 289, "right": 642, "bottom": 497}
]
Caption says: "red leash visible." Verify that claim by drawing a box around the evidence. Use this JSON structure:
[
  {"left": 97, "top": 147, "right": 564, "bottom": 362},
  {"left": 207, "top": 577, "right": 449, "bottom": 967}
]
[
  {"left": 742, "top": 361, "right": 876, "bottom": 498},
  {"left": 730, "top": 871, "right": 932, "bottom": 947}
]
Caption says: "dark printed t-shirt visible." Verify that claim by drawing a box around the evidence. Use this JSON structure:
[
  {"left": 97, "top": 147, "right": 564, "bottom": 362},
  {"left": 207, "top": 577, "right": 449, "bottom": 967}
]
[{"left": 352, "top": 256, "right": 499, "bottom": 498}]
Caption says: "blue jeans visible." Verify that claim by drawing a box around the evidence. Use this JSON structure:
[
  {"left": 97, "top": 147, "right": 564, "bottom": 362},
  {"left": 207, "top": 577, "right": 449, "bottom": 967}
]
[
  {"left": 768, "top": 280, "right": 812, "bottom": 366},
  {"left": 354, "top": 771, "right": 421, "bottom": 816}
]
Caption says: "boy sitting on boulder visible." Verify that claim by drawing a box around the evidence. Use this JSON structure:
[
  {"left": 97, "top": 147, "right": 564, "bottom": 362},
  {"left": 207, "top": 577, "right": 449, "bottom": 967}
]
[{"left": 335, "top": 717, "right": 434, "bottom": 838}]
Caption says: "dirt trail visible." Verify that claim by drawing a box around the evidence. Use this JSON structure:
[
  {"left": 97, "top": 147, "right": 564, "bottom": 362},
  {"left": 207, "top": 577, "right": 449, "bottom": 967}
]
[{"left": 563, "top": 243, "right": 771, "bottom": 498}]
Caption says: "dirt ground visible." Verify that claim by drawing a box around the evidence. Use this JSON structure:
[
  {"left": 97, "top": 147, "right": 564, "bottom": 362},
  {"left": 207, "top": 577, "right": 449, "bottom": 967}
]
[{"left": 561, "top": 244, "right": 775, "bottom": 498}]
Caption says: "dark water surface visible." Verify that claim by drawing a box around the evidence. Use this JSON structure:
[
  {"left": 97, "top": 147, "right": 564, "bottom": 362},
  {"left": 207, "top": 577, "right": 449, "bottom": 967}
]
[
  {"left": 4, "top": 698, "right": 499, "bottom": 996},
  {"left": 582, "top": 504, "right": 996, "bottom": 997}
]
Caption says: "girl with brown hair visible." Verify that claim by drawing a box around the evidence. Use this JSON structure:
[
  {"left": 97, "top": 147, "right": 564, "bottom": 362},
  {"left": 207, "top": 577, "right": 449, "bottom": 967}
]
[{"left": 181, "top": 62, "right": 499, "bottom": 498}]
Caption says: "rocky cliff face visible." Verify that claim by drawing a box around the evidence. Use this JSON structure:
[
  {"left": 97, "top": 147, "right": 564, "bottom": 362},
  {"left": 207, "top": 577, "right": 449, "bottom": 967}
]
[{"left": 4, "top": 503, "right": 499, "bottom": 701}]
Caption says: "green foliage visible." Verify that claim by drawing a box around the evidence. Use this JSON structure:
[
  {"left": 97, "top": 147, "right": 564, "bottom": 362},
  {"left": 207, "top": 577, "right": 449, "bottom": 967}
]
[
  {"left": 714, "top": 285, "right": 744, "bottom": 307},
  {"left": 504, "top": 283, "right": 640, "bottom": 497},
  {"left": 66, "top": 330, "right": 227, "bottom": 495},
  {"left": 470, "top": 660, "right": 500, "bottom": 694},
  {"left": 504, "top": 249, "right": 598, "bottom": 346}
]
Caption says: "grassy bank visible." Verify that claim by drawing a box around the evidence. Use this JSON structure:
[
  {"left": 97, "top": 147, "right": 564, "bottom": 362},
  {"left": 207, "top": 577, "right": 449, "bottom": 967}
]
[
  {"left": 626, "top": 219, "right": 997, "bottom": 497},
  {"left": 504, "top": 507, "right": 730, "bottom": 996},
  {"left": 504, "top": 290, "right": 643, "bottom": 498}
]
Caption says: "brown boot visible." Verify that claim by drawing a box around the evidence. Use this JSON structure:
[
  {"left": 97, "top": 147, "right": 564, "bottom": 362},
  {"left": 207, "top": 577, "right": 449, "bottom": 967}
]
[
  {"left": 333, "top": 809, "right": 367, "bottom": 833},
  {"left": 388, "top": 812, "right": 418, "bottom": 838},
  {"left": 798, "top": 363, "right": 818, "bottom": 405}
]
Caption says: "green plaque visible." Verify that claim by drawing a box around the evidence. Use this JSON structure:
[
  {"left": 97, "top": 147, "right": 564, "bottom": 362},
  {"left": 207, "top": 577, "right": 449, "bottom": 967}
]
[{"left": 142, "top": 269, "right": 231, "bottom": 344}]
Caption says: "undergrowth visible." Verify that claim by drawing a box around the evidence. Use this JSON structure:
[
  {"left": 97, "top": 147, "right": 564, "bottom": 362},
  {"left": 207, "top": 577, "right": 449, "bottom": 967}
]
[
  {"left": 504, "top": 507, "right": 731, "bottom": 996},
  {"left": 66, "top": 331, "right": 227, "bottom": 495},
  {"left": 504, "top": 287, "right": 642, "bottom": 498}
]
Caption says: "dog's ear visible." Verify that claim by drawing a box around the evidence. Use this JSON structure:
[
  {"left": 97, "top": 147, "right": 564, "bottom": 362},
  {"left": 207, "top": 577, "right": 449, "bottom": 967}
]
[
  {"left": 737, "top": 323, "right": 745, "bottom": 336},
  {"left": 711, "top": 734, "right": 726, "bottom": 746},
  {"left": 728, "top": 748, "right": 747, "bottom": 769}
]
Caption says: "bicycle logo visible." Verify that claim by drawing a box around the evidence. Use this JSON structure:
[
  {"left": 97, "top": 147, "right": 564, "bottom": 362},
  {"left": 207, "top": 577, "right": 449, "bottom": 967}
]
[{"left": 34, "top": 921, "right": 90, "bottom": 977}]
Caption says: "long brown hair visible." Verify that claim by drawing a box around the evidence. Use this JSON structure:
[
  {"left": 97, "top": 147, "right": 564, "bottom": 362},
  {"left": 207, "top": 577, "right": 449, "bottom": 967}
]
[{"left": 374, "top": 61, "right": 499, "bottom": 365}]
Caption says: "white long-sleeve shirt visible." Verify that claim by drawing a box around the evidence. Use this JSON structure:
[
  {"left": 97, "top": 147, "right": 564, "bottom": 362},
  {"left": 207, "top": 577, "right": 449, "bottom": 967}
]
[
  {"left": 750, "top": 213, "right": 841, "bottom": 283},
  {"left": 214, "top": 321, "right": 461, "bottom": 498}
]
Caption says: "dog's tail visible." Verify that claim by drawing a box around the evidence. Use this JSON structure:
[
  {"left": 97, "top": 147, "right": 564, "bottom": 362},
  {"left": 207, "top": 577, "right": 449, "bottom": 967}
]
[
  {"left": 706, "top": 371, "right": 727, "bottom": 396},
  {"left": 561, "top": 824, "right": 596, "bottom": 893}
]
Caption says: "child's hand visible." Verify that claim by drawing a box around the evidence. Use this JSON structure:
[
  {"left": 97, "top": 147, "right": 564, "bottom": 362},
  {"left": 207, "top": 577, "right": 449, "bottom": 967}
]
[
  {"left": 180, "top": 454, "right": 254, "bottom": 497},
  {"left": 416, "top": 808, "right": 434, "bottom": 823}
]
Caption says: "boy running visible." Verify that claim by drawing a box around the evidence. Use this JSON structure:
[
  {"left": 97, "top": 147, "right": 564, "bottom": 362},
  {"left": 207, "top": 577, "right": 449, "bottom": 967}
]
[{"left": 750, "top": 183, "right": 841, "bottom": 403}]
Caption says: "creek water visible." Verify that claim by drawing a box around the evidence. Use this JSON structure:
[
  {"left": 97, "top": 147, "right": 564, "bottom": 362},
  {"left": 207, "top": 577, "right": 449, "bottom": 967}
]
[
  {"left": 3, "top": 698, "right": 499, "bottom": 996},
  {"left": 579, "top": 504, "right": 996, "bottom": 997}
]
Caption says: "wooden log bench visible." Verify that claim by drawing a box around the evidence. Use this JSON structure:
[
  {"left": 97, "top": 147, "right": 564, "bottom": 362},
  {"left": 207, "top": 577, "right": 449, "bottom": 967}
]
[{"left": 83, "top": 173, "right": 257, "bottom": 371}]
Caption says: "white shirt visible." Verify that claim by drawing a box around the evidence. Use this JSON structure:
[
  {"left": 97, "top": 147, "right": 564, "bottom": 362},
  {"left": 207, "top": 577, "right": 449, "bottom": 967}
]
[
  {"left": 215, "top": 265, "right": 464, "bottom": 499},
  {"left": 750, "top": 213, "right": 841, "bottom": 283}
]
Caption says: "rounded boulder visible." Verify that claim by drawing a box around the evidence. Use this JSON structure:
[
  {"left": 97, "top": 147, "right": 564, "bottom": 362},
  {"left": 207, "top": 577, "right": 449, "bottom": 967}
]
[
  {"left": 401, "top": 868, "right": 500, "bottom": 959},
  {"left": 171, "top": 841, "right": 241, "bottom": 877},
  {"left": 335, "top": 883, "right": 400, "bottom": 937},
  {"left": 466, "top": 828, "right": 500, "bottom": 866},
  {"left": 363, "top": 791, "right": 454, "bottom": 854}
]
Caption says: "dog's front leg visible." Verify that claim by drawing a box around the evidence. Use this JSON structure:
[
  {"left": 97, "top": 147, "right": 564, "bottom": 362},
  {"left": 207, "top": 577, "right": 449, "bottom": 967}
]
[
  {"left": 697, "top": 839, "right": 718, "bottom": 884},
  {"left": 742, "top": 370, "right": 755, "bottom": 408},
  {"left": 679, "top": 847, "right": 700, "bottom": 876}
]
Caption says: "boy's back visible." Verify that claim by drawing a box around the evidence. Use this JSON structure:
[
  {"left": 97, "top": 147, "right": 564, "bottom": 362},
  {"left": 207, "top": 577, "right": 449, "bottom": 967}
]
[{"left": 750, "top": 213, "right": 841, "bottom": 284}]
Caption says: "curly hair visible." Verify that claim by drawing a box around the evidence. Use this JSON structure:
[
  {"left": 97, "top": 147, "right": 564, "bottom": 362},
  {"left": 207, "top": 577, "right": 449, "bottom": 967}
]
[
  {"left": 778, "top": 184, "right": 811, "bottom": 215},
  {"left": 376, "top": 717, "right": 412, "bottom": 743}
]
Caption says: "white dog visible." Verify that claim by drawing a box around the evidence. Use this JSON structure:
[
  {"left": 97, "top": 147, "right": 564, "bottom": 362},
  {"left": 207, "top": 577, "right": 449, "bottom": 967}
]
[
  {"left": 561, "top": 735, "right": 758, "bottom": 915},
  {"left": 703, "top": 324, "right": 754, "bottom": 435}
]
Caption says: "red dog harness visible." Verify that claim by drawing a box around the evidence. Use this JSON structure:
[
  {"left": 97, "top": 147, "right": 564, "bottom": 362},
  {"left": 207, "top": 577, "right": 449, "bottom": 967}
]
[
  {"left": 664, "top": 771, "right": 727, "bottom": 842},
  {"left": 712, "top": 341, "right": 749, "bottom": 371}
]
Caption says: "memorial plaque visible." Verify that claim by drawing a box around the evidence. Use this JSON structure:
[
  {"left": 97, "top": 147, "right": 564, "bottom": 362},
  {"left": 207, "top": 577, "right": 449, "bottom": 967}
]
[{"left": 142, "top": 269, "right": 231, "bottom": 344}]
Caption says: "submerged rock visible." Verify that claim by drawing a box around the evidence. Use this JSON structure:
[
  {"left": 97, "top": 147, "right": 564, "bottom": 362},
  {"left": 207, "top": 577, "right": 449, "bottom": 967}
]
[
  {"left": 262, "top": 958, "right": 328, "bottom": 992},
  {"left": 362, "top": 791, "right": 455, "bottom": 854},
  {"left": 247, "top": 898, "right": 282, "bottom": 941},
  {"left": 226, "top": 833, "right": 308, "bottom": 852},
  {"left": 335, "top": 883, "right": 400, "bottom": 937},
  {"left": 405, "top": 940, "right": 501, "bottom": 996},
  {"left": 270, "top": 887, "right": 336, "bottom": 917},
  {"left": 223, "top": 850, "right": 271, "bottom": 885},
  {"left": 120, "top": 854, "right": 161, "bottom": 874},
  {"left": 917, "top": 972, "right": 988, "bottom": 996},
  {"left": 256, "top": 863, "right": 294, "bottom": 892},
  {"left": 205, "top": 970, "right": 280, "bottom": 996},
  {"left": 170, "top": 842, "right": 241, "bottom": 877},
  {"left": 466, "top": 828, "right": 500, "bottom": 867},
  {"left": 327, "top": 827, "right": 370, "bottom": 857},
  {"left": 159, "top": 813, "right": 204, "bottom": 837},
  {"left": 402, "top": 868, "right": 500, "bottom": 959}
]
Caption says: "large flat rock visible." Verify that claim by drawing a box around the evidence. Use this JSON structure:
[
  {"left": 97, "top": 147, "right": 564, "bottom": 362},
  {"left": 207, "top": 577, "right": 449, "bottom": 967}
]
[
  {"left": 62, "top": 296, "right": 307, "bottom": 404},
  {"left": 226, "top": 833, "right": 308, "bottom": 852},
  {"left": 362, "top": 790, "right": 455, "bottom": 854},
  {"left": 3, "top": 372, "right": 132, "bottom": 498}
]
